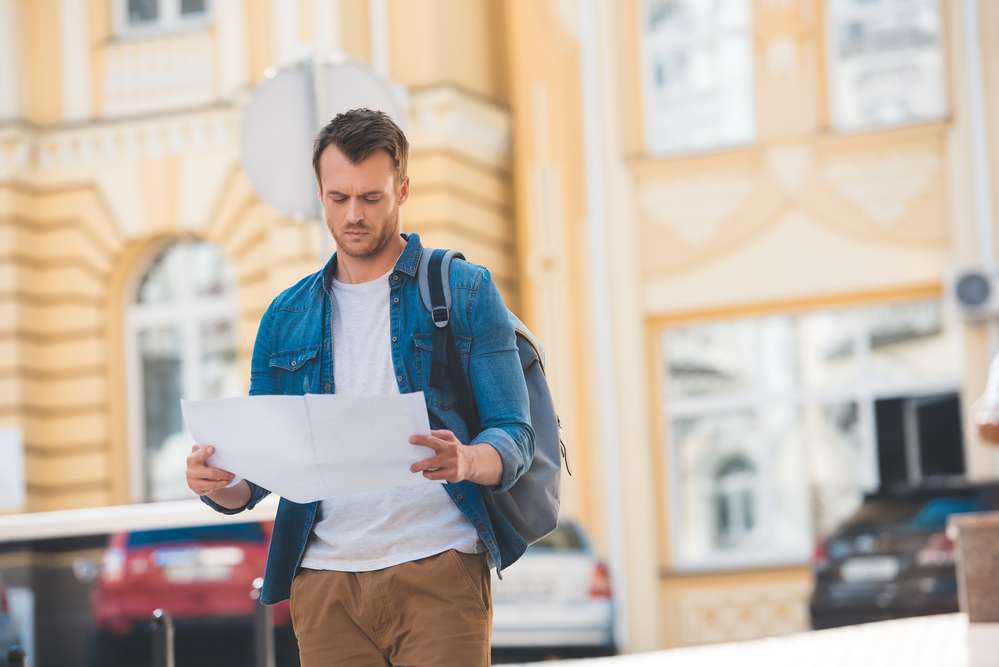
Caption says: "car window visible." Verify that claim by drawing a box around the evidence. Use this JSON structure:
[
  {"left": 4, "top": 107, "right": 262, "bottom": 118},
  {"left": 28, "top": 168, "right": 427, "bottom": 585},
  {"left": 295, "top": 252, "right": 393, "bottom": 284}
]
[
  {"left": 845, "top": 499, "right": 924, "bottom": 526},
  {"left": 532, "top": 524, "right": 584, "bottom": 551},
  {"left": 908, "top": 495, "right": 985, "bottom": 530},
  {"left": 127, "top": 522, "right": 265, "bottom": 547}
]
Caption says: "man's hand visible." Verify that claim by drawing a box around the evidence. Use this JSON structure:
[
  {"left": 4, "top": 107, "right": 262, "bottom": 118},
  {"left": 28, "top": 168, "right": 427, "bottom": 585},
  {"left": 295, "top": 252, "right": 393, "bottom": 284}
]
[
  {"left": 186, "top": 445, "right": 236, "bottom": 494},
  {"left": 409, "top": 430, "right": 502, "bottom": 486},
  {"left": 980, "top": 422, "right": 999, "bottom": 445}
]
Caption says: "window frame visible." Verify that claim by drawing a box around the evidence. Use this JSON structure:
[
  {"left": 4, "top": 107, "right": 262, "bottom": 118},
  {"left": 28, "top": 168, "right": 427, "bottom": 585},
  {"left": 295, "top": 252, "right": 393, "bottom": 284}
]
[
  {"left": 125, "top": 240, "right": 238, "bottom": 503},
  {"left": 660, "top": 297, "right": 962, "bottom": 572},
  {"left": 113, "top": 0, "right": 213, "bottom": 39}
]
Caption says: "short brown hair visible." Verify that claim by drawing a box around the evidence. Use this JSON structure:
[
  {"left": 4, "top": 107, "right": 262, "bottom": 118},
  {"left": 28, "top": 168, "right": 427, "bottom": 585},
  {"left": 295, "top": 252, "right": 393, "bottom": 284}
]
[{"left": 312, "top": 108, "right": 409, "bottom": 187}]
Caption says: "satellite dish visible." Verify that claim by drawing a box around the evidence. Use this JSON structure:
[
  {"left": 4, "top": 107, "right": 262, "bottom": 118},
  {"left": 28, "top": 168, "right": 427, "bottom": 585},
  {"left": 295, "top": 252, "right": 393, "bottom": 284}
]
[{"left": 239, "top": 55, "right": 408, "bottom": 220}]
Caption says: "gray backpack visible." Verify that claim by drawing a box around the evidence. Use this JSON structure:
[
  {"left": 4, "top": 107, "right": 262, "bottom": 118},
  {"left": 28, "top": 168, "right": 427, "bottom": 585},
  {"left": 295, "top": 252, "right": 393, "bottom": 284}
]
[{"left": 418, "top": 248, "right": 568, "bottom": 545}]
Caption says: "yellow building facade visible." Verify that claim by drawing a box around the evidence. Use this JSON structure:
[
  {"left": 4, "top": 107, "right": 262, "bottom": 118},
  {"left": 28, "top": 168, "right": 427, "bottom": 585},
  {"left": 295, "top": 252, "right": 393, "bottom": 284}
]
[{"left": 2, "top": 0, "right": 999, "bottom": 653}]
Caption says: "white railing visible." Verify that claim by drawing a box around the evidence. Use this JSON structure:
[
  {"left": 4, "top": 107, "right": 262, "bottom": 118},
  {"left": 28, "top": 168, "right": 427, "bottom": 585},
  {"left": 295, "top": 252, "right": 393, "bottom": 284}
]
[{"left": 0, "top": 496, "right": 278, "bottom": 543}]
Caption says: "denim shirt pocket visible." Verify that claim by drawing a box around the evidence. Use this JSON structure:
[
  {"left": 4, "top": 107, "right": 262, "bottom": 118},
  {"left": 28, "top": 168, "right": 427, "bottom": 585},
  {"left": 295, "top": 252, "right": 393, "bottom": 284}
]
[
  {"left": 268, "top": 346, "right": 320, "bottom": 395},
  {"left": 412, "top": 332, "right": 471, "bottom": 411}
]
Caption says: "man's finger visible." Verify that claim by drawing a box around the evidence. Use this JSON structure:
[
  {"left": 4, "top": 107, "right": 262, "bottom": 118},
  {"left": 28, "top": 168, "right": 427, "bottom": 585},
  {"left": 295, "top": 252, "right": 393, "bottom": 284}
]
[
  {"left": 193, "top": 479, "right": 230, "bottom": 495},
  {"left": 410, "top": 455, "right": 446, "bottom": 474},
  {"left": 429, "top": 429, "right": 457, "bottom": 441},
  {"left": 409, "top": 434, "right": 447, "bottom": 452},
  {"left": 188, "top": 445, "right": 215, "bottom": 463},
  {"left": 192, "top": 467, "right": 234, "bottom": 482},
  {"left": 422, "top": 468, "right": 453, "bottom": 481}
]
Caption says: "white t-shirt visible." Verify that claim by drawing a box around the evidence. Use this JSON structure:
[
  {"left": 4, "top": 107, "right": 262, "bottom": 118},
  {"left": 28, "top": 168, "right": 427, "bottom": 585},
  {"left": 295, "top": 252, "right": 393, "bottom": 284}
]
[{"left": 299, "top": 269, "right": 481, "bottom": 571}]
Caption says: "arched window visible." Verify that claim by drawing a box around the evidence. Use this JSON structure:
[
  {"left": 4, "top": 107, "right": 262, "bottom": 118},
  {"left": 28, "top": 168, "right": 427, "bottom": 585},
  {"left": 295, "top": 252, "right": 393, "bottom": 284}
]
[
  {"left": 713, "top": 455, "right": 757, "bottom": 549},
  {"left": 127, "top": 240, "right": 240, "bottom": 501}
]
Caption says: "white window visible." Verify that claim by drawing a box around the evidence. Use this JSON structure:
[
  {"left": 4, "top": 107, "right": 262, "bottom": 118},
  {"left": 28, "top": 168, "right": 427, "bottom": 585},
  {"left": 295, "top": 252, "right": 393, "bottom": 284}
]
[
  {"left": 662, "top": 300, "right": 962, "bottom": 570},
  {"left": 640, "top": 0, "right": 756, "bottom": 155},
  {"left": 827, "top": 0, "right": 947, "bottom": 131},
  {"left": 114, "top": 0, "right": 212, "bottom": 37},
  {"left": 713, "top": 455, "right": 757, "bottom": 549},
  {"left": 127, "top": 240, "right": 241, "bottom": 502}
]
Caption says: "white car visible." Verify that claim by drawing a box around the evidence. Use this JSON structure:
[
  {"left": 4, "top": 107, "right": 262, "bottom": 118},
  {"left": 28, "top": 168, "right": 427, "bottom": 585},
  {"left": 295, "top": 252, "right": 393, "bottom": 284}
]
[{"left": 491, "top": 520, "right": 616, "bottom": 660}]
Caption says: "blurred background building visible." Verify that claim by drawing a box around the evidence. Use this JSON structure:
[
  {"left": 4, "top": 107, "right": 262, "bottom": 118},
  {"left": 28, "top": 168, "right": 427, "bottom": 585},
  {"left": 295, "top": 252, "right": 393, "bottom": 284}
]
[{"left": 1, "top": 0, "right": 998, "bottom": 655}]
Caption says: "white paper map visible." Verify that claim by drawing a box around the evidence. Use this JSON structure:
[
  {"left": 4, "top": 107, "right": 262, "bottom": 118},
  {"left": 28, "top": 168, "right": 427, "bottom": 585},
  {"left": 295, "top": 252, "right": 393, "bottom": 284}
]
[{"left": 180, "top": 392, "right": 435, "bottom": 503}]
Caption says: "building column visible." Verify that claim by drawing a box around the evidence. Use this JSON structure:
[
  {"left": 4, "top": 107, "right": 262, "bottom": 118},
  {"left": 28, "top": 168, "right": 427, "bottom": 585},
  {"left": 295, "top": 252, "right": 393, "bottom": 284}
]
[{"left": 947, "top": 0, "right": 999, "bottom": 478}]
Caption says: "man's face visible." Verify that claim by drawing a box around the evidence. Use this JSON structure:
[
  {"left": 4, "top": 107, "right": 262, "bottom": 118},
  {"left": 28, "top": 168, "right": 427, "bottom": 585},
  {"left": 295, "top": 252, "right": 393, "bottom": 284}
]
[{"left": 316, "top": 145, "right": 409, "bottom": 259}]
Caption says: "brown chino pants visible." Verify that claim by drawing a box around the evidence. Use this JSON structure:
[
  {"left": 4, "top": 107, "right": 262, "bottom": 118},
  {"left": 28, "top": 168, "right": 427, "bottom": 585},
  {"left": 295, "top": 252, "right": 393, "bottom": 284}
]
[{"left": 289, "top": 550, "right": 492, "bottom": 666}]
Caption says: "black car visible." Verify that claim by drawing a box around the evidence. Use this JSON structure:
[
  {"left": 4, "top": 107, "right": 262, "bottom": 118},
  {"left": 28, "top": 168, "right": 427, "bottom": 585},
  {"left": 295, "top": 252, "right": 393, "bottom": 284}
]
[{"left": 809, "top": 479, "right": 999, "bottom": 630}]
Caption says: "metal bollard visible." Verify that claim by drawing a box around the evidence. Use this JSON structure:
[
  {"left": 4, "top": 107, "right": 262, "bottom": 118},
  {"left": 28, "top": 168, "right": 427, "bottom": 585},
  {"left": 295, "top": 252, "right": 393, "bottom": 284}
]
[
  {"left": 150, "top": 608, "right": 175, "bottom": 667},
  {"left": 7, "top": 647, "right": 25, "bottom": 667},
  {"left": 251, "top": 577, "right": 276, "bottom": 667}
]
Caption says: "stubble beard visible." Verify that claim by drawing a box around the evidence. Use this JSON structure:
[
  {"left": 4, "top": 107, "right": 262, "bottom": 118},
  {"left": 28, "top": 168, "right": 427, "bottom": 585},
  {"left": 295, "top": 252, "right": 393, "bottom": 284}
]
[{"left": 331, "top": 207, "right": 400, "bottom": 259}]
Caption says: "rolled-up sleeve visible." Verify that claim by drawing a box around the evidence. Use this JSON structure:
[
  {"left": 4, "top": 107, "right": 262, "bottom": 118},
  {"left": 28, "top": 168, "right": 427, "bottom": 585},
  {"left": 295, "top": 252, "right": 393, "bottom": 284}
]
[
  {"left": 200, "top": 480, "right": 270, "bottom": 514},
  {"left": 466, "top": 269, "right": 535, "bottom": 493}
]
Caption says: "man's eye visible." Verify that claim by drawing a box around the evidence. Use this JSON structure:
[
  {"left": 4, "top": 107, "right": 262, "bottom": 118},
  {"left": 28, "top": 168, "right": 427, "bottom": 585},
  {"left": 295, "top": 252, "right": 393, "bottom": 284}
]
[
  {"left": 331, "top": 196, "right": 347, "bottom": 203},
  {"left": 364, "top": 195, "right": 381, "bottom": 203}
]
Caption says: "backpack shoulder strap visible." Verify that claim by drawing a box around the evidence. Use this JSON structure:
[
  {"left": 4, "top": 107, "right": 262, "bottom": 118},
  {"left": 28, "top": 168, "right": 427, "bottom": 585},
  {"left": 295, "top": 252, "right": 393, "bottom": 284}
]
[
  {"left": 418, "top": 249, "right": 476, "bottom": 421},
  {"left": 418, "top": 248, "right": 465, "bottom": 327}
]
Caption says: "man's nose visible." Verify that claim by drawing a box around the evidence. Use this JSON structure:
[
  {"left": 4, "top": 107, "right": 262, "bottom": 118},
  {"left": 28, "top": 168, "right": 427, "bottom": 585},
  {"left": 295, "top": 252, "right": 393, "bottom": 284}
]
[{"left": 345, "top": 198, "right": 363, "bottom": 224}]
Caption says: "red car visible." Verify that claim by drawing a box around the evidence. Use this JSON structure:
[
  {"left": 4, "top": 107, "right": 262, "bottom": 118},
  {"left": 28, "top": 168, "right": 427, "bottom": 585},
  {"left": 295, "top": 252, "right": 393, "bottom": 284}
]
[{"left": 91, "top": 521, "right": 293, "bottom": 665}]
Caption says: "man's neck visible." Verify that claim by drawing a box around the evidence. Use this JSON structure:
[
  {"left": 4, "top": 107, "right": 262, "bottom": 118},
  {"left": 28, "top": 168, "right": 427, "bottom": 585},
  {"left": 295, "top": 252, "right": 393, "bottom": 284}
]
[{"left": 334, "top": 234, "right": 406, "bottom": 284}]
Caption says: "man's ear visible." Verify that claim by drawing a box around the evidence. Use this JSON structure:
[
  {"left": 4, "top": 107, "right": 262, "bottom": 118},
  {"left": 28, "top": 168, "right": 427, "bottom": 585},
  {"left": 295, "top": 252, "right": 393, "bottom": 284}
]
[{"left": 397, "top": 176, "right": 410, "bottom": 205}]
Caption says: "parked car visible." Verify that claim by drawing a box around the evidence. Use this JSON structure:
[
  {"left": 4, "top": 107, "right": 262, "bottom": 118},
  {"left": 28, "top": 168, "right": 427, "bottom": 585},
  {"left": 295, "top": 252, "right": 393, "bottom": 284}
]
[
  {"left": 491, "top": 520, "right": 615, "bottom": 661},
  {"left": 809, "top": 480, "right": 999, "bottom": 630},
  {"left": 0, "top": 574, "right": 23, "bottom": 667},
  {"left": 90, "top": 521, "right": 294, "bottom": 666}
]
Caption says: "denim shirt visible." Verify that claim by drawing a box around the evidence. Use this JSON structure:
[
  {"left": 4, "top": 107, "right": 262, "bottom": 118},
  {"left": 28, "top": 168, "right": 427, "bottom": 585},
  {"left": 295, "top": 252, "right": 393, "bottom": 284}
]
[{"left": 201, "top": 233, "right": 535, "bottom": 604}]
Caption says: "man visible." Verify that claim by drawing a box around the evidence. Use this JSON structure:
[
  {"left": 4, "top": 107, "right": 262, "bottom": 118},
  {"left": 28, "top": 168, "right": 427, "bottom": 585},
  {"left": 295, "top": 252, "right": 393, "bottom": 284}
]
[
  {"left": 185, "top": 109, "right": 534, "bottom": 666},
  {"left": 978, "top": 352, "right": 999, "bottom": 444}
]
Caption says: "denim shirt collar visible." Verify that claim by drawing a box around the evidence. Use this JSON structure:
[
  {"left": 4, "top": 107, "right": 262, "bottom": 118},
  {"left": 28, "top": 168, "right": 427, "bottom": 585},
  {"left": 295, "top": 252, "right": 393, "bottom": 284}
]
[{"left": 310, "top": 232, "right": 423, "bottom": 294}]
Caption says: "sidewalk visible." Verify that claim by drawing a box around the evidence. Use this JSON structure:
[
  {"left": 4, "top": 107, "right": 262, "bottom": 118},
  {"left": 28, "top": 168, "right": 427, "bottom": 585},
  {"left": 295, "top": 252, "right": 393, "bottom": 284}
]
[{"left": 520, "top": 614, "right": 999, "bottom": 666}]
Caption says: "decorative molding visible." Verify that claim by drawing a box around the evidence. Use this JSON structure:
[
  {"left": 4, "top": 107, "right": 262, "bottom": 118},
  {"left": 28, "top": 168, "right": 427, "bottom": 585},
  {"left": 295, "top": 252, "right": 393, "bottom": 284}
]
[
  {"left": 676, "top": 579, "right": 811, "bottom": 646},
  {"left": 103, "top": 30, "right": 215, "bottom": 116},
  {"left": 0, "top": 127, "right": 32, "bottom": 179},
  {"left": 408, "top": 86, "right": 512, "bottom": 173},
  {"left": 824, "top": 154, "right": 940, "bottom": 227},
  {"left": 765, "top": 145, "right": 814, "bottom": 195},
  {"left": 0, "top": 108, "right": 238, "bottom": 175},
  {"left": 765, "top": 37, "right": 798, "bottom": 76},
  {"left": 639, "top": 177, "right": 755, "bottom": 246}
]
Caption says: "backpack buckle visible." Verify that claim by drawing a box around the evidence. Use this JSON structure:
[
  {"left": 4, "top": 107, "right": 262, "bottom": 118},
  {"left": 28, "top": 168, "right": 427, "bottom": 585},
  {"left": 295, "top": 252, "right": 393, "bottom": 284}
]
[{"left": 432, "top": 306, "right": 450, "bottom": 328}]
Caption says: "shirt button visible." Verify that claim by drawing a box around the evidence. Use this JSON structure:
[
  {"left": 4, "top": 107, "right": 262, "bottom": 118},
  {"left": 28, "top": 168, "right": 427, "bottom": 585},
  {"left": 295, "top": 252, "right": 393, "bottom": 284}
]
[
  {"left": 392, "top": 336, "right": 398, "bottom": 342},
  {"left": 392, "top": 297, "right": 399, "bottom": 304},
  {"left": 290, "top": 360, "right": 296, "bottom": 367},
  {"left": 390, "top": 274, "right": 398, "bottom": 282},
  {"left": 324, "top": 383, "right": 331, "bottom": 392},
  {"left": 397, "top": 375, "right": 404, "bottom": 382},
  {"left": 456, "top": 493, "right": 464, "bottom": 502}
]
